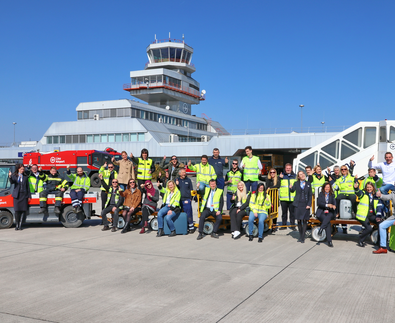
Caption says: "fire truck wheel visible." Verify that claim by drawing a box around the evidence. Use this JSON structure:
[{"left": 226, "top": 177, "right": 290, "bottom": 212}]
[
  {"left": 0, "top": 211, "right": 13, "bottom": 229},
  {"left": 60, "top": 206, "right": 84, "bottom": 228},
  {"left": 90, "top": 173, "right": 101, "bottom": 188}
]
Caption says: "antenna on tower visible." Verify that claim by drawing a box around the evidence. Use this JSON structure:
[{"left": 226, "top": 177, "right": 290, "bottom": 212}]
[
  {"left": 182, "top": 34, "right": 185, "bottom": 43},
  {"left": 154, "top": 34, "right": 157, "bottom": 43},
  {"left": 169, "top": 32, "right": 171, "bottom": 39}
]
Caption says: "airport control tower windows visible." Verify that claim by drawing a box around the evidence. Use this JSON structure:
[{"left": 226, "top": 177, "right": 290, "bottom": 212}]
[
  {"left": 149, "top": 48, "right": 192, "bottom": 64},
  {"left": 161, "top": 48, "right": 169, "bottom": 62}
]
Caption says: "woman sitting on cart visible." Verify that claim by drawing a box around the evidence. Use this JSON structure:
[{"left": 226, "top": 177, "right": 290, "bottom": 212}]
[
  {"left": 229, "top": 181, "right": 251, "bottom": 240},
  {"left": 140, "top": 180, "right": 159, "bottom": 234},
  {"left": 316, "top": 182, "right": 336, "bottom": 247},
  {"left": 156, "top": 180, "right": 181, "bottom": 237},
  {"left": 354, "top": 181, "right": 383, "bottom": 248}
]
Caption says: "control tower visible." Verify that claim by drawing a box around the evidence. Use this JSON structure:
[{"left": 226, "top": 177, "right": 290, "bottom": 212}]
[{"left": 123, "top": 35, "right": 205, "bottom": 115}]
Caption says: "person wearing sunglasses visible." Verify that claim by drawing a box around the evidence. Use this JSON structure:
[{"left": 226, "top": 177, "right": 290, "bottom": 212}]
[
  {"left": 159, "top": 155, "right": 182, "bottom": 181},
  {"left": 225, "top": 159, "right": 243, "bottom": 210},
  {"left": 140, "top": 180, "right": 159, "bottom": 233},
  {"left": 99, "top": 175, "right": 124, "bottom": 232},
  {"left": 265, "top": 168, "right": 280, "bottom": 232},
  {"left": 332, "top": 165, "right": 358, "bottom": 219},
  {"left": 99, "top": 161, "right": 118, "bottom": 212},
  {"left": 119, "top": 179, "right": 142, "bottom": 234}
]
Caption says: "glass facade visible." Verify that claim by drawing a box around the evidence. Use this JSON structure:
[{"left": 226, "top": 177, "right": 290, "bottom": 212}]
[
  {"left": 148, "top": 47, "right": 192, "bottom": 64},
  {"left": 47, "top": 132, "right": 146, "bottom": 145}
]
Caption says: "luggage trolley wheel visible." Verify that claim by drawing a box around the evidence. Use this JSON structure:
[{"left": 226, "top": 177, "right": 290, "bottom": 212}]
[
  {"left": 311, "top": 226, "right": 326, "bottom": 242},
  {"left": 130, "top": 215, "right": 142, "bottom": 226},
  {"left": 203, "top": 221, "right": 214, "bottom": 235},
  {"left": 117, "top": 216, "right": 125, "bottom": 229},
  {"left": 150, "top": 218, "right": 158, "bottom": 231},
  {"left": 371, "top": 229, "right": 378, "bottom": 245},
  {"left": 244, "top": 223, "right": 258, "bottom": 237},
  {"left": 263, "top": 222, "right": 269, "bottom": 233}
]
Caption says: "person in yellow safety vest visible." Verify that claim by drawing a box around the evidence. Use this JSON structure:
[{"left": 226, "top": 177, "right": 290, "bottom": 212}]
[
  {"left": 99, "top": 175, "right": 124, "bottom": 232},
  {"left": 247, "top": 182, "right": 272, "bottom": 242},
  {"left": 229, "top": 181, "right": 251, "bottom": 240},
  {"left": 197, "top": 179, "right": 224, "bottom": 240},
  {"left": 354, "top": 181, "right": 383, "bottom": 248},
  {"left": 131, "top": 148, "right": 156, "bottom": 188},
  {"left": 188, "top": 155, "right": 217, "bottom": 194},
  {"left": 332, "top": 165, "right": 358, "bottom": 218},
  {"left": 156, "top": 180, "right": 182, "bottom": 237},
  {"left": 25, "top": 164, "right": 46, "bottom": 194},
  {"left": 311, "top": 165, "right": 328, "bottom": 194},
  {"left": 360, "top": 168, "right": 383, "bottom": 190},
  {"left": 279, "top": 163, "right": 297, "bottom": 229},
  {"left": 240, "top": 146, "right": 262, "bottom": 193},
  {"left": 225, "top": 159, "right": 243, "bottom": 210},
  {"left": 99, "top": 162, "right": 118, "bottom": 211},
  {"left": 39, "top": 166, "right": 69, "bottom": 214},
  {"left": 66, "top": 166, "right": 90, "bottom": 213}
]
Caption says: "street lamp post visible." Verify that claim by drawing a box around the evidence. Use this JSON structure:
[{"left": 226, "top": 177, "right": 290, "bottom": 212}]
[
  {"left": 321, "top": 121, "right": 325, "bottom": 132},
  {"left": 299, "top": 105, "right": 304, "bottom": 132},
  {"left": 13, "top": 122, "right": 17, "bottom": 146}
]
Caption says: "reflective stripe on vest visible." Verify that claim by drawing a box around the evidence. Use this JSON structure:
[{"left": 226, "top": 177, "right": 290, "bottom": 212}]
[
  {"left": 312, "top": 175, "right": 325, "bottom": 192},
  {"left": 279, "top": 178, "right": 296, "bottom": 201},
  {"left": 99, "top": 167, "right": 118, "bottom": 191},
  {"left": 242, "top": 156, "right": 259, "bottom": 181},
  {"left": 200, "top": 187, "right": 223, "bottom": 212},
  {"left": 227, "top": 170, "right": 242, "bottom": 193},
  {"left": 106, "top": 187, "right": 123, "bottom": 209},
  {"left": 334, "top": 175, "right": 355, "bottom": 195},
  {"left": 137, "top": 158, "right": 153, "bottom": 180},
  {"left": 196, "top": 164, "right": 216, "bottom": 184},
  {"left": 163, "top": 188, "right": 181, "bottom": 208},
  {"left": 250, "top": 192, "right": 271, "bottom": 213},
  {"left": 356, "top": 195, "right": 378, "bottom": 221},
  {"left": 29, "top": 176, "right": 44, "bottom": 193}
]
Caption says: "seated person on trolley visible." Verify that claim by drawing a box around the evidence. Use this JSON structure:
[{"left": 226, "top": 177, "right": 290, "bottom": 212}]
[
  {"left": 197, "top": 179, "right": 223, "bottom": 240},
  {"left": 39, "top": 166, "right": 69, "bottom": 214},
  {"left": 66, "top": 166, "right": 90, "bottom": 213},
  {"left": 332, "top": 165, "right": 358, "bottom": 218},
  {"left": 100, "top": 175, "right": 124, "bottom": 232}
]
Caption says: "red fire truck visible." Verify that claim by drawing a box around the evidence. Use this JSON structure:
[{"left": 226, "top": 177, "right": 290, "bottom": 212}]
[
  {"left": 23, "top": 148, "right": 122, "bottom": 187},
  {"left": 0, "top": 163, "right": 97, "bottom": 229}
]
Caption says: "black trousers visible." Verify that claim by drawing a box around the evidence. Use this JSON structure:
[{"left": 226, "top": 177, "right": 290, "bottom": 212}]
[
  {"left": 317, "top": 212, "right": 335, "bottom": 243},
  {"left": 39, "top": 189, "right": 64, "bottom": 207},
  {"left": 230, "top": 208, "right": 247, "bottom": 232},
  {"left": 358, "top": 215, "right": 380, "bottom": 244},
  {"left": 101, "top": 191, "right": 108, "bottom": 210},
  {"left": 199, "top": 208, "right": 222, "bottom": 234},
  {"left": 14, "top": 211, "right": 26, "bottom": 228},
  {"left": 336, "top": 194, "right": 357, "bottom": 215},
  {"left": 142, "top": 205, "right": 155, "bottom": 223},
  {"left": 297, "top": 220, "right": 308, "bottom": 241},
  {"left": 101, "top": 205, "right": 120, "bottom": 226},
  {"left": 281, "top": 201, "right": 295, "bottom": 226}
]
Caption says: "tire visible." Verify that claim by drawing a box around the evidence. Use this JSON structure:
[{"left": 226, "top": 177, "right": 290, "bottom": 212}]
[
  {"left": 150, "top": 218, "right": 158, "bottom": 231},
  {"left": 90, "top": 173, "right": 101, "bottom": 188},
  {"left": 244, "top": 223, "right": 258, "bottom": 237},
  {"left": 60, "top": 206, "right": 84, "bottom": 228},
  {"left": 371, "top": 229, "right": 378, "bottom": 245},
  {"left": 0, "top": 211, "right": 13, "bottom": 229},
  {"left": 117, "top": 216, "right": 125, "bottom": 229},
  {"left": 311, "top": 226, "right": 326, "bottom": 242},
  {"left": 130, "top": 214, "right": 142, "bottom": 226},
  {"left": 203, "top": 221, "right": 214, "bottom": 235},
  {"left": 264, "top": 222, "right": 269, "bottom": 233}
]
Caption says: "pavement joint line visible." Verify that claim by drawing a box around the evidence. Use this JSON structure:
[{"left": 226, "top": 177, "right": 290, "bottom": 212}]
[
  {"left": 216, "top": 244, "right": 317, "bottom": 322},
  {"left": 0, "top": 311, "right": 59, "bottom": 323}
]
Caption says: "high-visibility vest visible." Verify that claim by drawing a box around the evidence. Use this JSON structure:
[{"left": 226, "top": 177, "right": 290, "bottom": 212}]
[
  {"left": 105, "top": 187, "right": 123, "bottom": 209},
  {"left": 159, "top": 186, "right": 181, "bottom": 208},
  {"left": 67, "top": 173, "right": 90, "bottom": 191},
  {"left": 361, "top": 177, "right": 383, "bottom": 190},
  {"left": 227, "top": 170, "right": 243, "bottom": 193},
  {"left": 333, "top": 175, "right": 355, "bottom": 195},
  {"left": 39, "top": 176, "right": 69, "bottom": 203},
  {"left": 312, "top": 174, "right": 325, "bottom": 193},
  {"left": 28, "top": 173, "right": 45, "bottom": 193},
  {"left": 249, "top": 192, "right": 271, "bottom": 214},
  {"left": 356, "top": 193, "right": 379, "bottom": 221},
  {"left": 189, "top": 163, "right": 217, "bottom": 184},
  {"left": 200, "top": 187, "right": 223, "bottom": 212},
  {"left": 137, "top": 158, "right": 153, "bottom": 180},
  {"left": 279, "top": 177, "right": 296, "bottom": 201},
  {"left": 242, "top": 156, "right": 260, "bottom": 181},
  {"left": 99, "top": 166, "right": 118, "bottom": 191}
]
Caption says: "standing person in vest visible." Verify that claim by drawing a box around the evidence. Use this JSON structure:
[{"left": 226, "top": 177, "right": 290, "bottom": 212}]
[
  {"left": 208, "top": 148, "right": 229, "bottom": 190},
  {"left": 248, "top": 182, "right": 272, "bottom": 242},
  {"left": 290, "top": 171, "right": 312, "bottom": 243},
  {"left": 39, "top": 166, "right": 69, "bottom": 214},
  {"left": 279, "top": 163, "right": 297, "bottom": 229},
  {"left": 66, "top": 166, "right": 90, "bottom": 213},
  {"left": 265, "top": 168, "right": 280, "bottom": 232},
  {"left": 119, "top": 179, "right": 142, "bottom": 234},
  {"left": 159, "top": 155, "right": 181, "bottom": 181},
  {"left": 156, "top": 180, "right": 181, "bottom": 237},
  {"left": 373, "top": 190, "right": 395, "bottom": 254},
  {"left": 112, "top": 151, "right": 135, "bottom": 191},
  {"left": 188, "top": 155, "right": 216, "bottom": 195},
  {"left": 99, "top": 175, "right": 124, "bottom": 232},
  {"left": 225, "top": 159, "right": 243, "bottom": 210},
  {"left": 197, "top": 179, "right": 224, "bottom": 240},
  {"left": 131, "top": 148, "right": 155, "bottom": 188},
  {"left": 316, "top": 182, "right": 336, "bottom": 247},
  {"left": 176, "top": 168, "right": 195, "bottom": 233},
  {"left": 9, "top": 164, "right": 31, "bottom": 230},
  {"left": 25, "top": 163, "right": 46, "bottom": 194},
  {"left": 229, "top": 181, "right": 251, "bottom": 240},
  {"left": 360, "top": 168, "right": 383, "bottom": 190},
  {"left": 99, "top": 162, "right": 118, "bottom": 212},
  {"left": 240, "top": 146, "right": 262, "bottom": 193},
  {"left": 311, "top": 165, "right": 327, "bottom": 194},
  {"left": 332, "top": 165, "right": 358, "bottom": 218},
  {"left": 354, "top": 181, "right": 383, "bottom": 247}
]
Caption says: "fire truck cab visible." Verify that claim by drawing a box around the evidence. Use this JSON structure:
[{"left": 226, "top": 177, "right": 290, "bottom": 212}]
[{"left": 0, "top": 164, "right": 97, "bottom": 229}]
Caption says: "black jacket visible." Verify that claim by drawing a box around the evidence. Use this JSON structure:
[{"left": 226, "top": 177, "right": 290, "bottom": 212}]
[
  {"left": 230, "top": 192, "right": 251, "bottom": 212},
  {"left": 265, "top": 176, "right": 280, "bottom": 189},
  {"left": 290, "top": 181, "right": 312, "bottom": 208},
  {"left": 100, "top": 179, "right": 124, "bottom": 208},
  {"left": 10, "top": 174, "right": 31, "bottom": 200},
  {"left": 316, "top": 191, "right": 336, "bottom": 219}
]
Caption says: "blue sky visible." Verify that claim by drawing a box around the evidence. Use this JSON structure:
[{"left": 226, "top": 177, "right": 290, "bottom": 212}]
[{"left": 1, "top": 0, "right": 394, "bottom": 144}]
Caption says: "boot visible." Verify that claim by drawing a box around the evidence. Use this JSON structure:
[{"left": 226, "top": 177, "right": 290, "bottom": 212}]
[
  {"left": 156, "top": 228, "right": 164, "bottom": 237},
  {"left": 19, "top": 215, "right": 24, "bottom": 231},
  {"left": 121, "top": 223, "right": 130, "bottom": 234},
  {"left": 168, "top": 230, "right": 176, "bottom": 237},
  {"left": 140, "top": 221, "right": 148, "bottom": 234},
  {"left": 139, "top": 227, "right": 145, "bottom": 234}
]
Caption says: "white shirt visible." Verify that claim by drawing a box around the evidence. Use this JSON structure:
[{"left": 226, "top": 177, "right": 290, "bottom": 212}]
[
  {"left": 368, "top": 160, "right": 395, "bottom": 184},
  {"left": 206, "top": 190, "right": 215, "bottom": 208},
  {"left": 239, "top": 157, "right": 263, "bottom": 170}
]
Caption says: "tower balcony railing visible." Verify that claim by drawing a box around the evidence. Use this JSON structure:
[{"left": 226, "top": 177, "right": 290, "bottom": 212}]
[
  {"left": 123, "top": 82, "right": 205, "bottom": 100},
  {"left": 145, "top": 59, "right": 195, "bottom": 68},
  {"left": 151, "top": 38, "right": 186, "bottom": 44}
]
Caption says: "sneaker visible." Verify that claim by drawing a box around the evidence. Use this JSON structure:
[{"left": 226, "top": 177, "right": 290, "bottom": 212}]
[
  {"left": 102, "top": 225, "right": 110, "bottom": 231},
  {"left": 211, "top": 232, "right": 219, "bottom": 239},
  {"left": 168, "top": 230, "right": 177, "bottom": 237},
  {"left": 111, "top": 227, "right": 117, "bottom": 232},
  {"left": 233, "top": 231, "right": 241, "bottom": 239},
  {"left": 258, "top": 238, "right": 263, "bottom": 243}
]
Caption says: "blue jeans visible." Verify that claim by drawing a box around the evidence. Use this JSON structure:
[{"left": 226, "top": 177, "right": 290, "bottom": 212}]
[
  {"left": 245, "top": 181, "right": 258, "bottom": 193},
  {"left": 198, "top": 181, "right": 210, "bottom": 194},
  {"left": 226, "top": 192, "right": 234, "bottom": 210},
  {"left": 157, "top": 205, "right": 177, "bottom": 231},
  {"left": 216, "top": 177, "right": 225, "bottom": 190},
  {"left": 379, "top": 217, "right": 395, "bottom": 248},
  {"left": 380, "top": 184, "right": 395, "bottom": 194},
  {"left": 181, "top": 199, "right": 194, "bottom": 229},
  {"left": 248, "top": 211, "right": 267, "bottom": 238}
]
